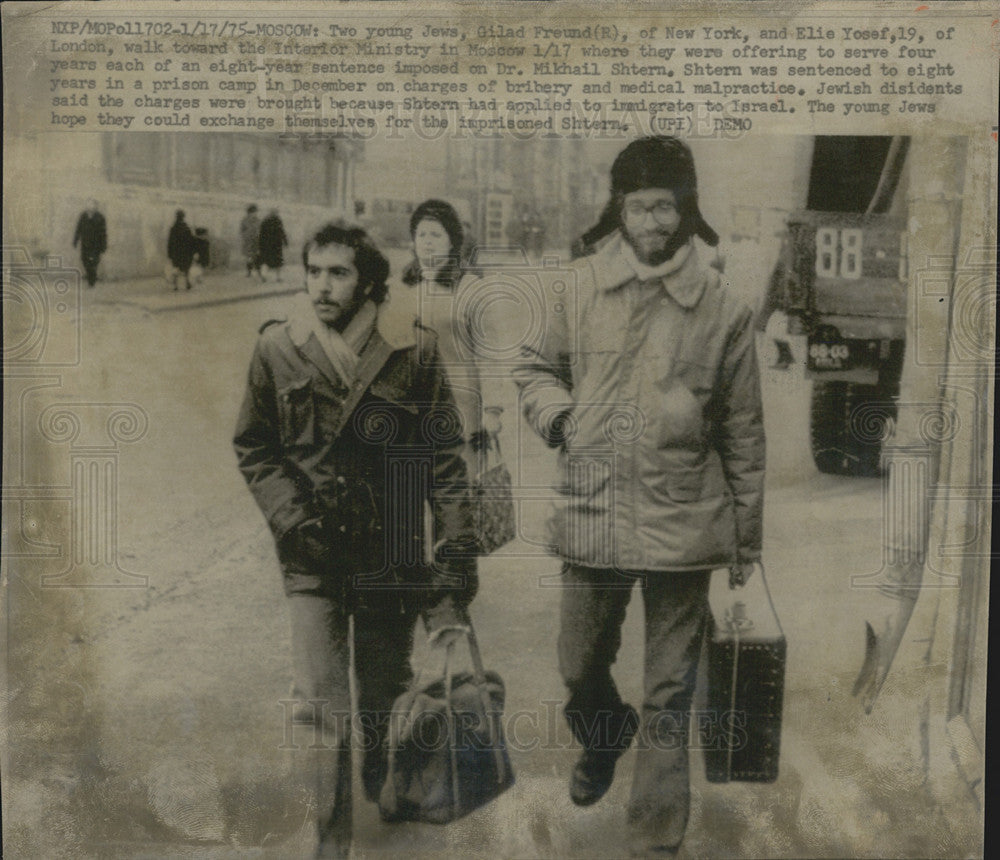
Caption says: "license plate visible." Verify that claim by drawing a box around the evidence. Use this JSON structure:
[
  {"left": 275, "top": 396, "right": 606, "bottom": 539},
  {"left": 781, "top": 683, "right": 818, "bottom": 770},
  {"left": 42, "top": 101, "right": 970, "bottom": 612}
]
[{"left": 808, "top": 341, "right": 850, "bottom": 370}]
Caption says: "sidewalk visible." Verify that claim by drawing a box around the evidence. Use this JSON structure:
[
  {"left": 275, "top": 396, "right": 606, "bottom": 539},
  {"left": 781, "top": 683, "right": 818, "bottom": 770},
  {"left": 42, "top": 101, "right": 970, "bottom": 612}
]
[
  {"left": 84, "top": 245, "right": 576, "bottom": 315},
  {"left": 90, "top": 265, "right": 303, "bottom": 313}
]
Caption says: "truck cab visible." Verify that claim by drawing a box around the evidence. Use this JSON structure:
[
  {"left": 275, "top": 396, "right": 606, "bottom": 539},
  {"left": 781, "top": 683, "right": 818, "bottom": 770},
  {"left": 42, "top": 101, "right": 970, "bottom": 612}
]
[{"left": 775, "top": 136, "right": 909, "bottom": 476}]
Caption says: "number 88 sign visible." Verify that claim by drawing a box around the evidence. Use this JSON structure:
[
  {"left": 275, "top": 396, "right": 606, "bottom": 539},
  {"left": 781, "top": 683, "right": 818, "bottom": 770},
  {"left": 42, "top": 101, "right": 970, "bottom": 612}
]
[{"left": 815, "top": 227, "right": 863, "bottom": 280}]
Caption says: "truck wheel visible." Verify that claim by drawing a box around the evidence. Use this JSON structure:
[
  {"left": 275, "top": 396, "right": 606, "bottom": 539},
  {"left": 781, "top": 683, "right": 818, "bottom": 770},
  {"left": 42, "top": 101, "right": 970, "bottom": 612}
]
[
  {"left": 810, "top": 382, "right": 893, "bottom": 477},
  {"left": 810, "top": 381, "right": 851, "bottom": 475}
]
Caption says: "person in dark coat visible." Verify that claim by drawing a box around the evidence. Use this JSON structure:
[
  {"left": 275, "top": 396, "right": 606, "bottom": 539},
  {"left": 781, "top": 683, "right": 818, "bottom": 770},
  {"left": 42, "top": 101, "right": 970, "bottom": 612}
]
[
  {"left": 166, "top": 209, "right": 196, "bottom": 290},
  {"left": 258, "top": 208, "right": 289, "bottom": 282},
  {"left": 233, "top": 221, "right": 477, "bottom": 858},
  {"left": 239, "top": 204, "right": 262, "bottom": 280},
  {"left": 73, "top": 199, "right": 107, "bottom": 287}
]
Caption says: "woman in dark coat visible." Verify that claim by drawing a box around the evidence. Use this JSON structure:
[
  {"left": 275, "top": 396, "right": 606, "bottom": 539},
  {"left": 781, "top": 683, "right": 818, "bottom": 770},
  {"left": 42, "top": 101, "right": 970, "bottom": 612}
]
[
  {"left": 395, "top": 199, "right": 504, "bottom": 475},
  {"left": 258, "top": 208, "right": 288, "bottom": 282},
  {"left": 167, "top": 209, "right": 196, "bottom": 290}
]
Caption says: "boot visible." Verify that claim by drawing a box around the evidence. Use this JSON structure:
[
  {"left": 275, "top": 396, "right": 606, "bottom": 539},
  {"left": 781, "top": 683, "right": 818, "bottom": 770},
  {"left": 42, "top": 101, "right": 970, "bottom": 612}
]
[{"left": 569, "top": 704, "right": 639, "bottom": 806}]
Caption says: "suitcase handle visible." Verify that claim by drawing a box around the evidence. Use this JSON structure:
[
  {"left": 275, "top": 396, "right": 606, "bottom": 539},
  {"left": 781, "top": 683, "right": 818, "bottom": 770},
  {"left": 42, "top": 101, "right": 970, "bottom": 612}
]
[
  {"left": 757, "top": 563, "right": 784, "bottom": 639},
  {"left": 722, "top": 608, "right": 755, "bottom": 633},
  {"left": 726, "top": 563, "right": 784, "bottom": 639}
]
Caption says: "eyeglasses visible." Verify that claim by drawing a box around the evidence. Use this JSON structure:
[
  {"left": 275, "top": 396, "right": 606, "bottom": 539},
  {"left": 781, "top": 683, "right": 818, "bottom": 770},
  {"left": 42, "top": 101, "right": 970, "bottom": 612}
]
[{"left": 622, "top": 200, "right": 678, "bottom": 225}]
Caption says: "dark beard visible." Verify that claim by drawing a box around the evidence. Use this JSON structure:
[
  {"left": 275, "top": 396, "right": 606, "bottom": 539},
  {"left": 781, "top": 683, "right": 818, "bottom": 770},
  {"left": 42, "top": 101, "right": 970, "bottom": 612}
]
[
  {"left": 623, "top": 226, "right": 690, "bottom": 267},
  {"left": 329, "top": 295, "right": 366, "bottom": 333}
]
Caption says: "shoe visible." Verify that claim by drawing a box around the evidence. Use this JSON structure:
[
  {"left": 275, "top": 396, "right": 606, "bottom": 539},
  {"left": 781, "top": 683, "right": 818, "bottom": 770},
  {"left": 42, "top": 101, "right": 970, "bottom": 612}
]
[
  {"left": 570, "top": 751, "right": 618, "bottom": 806},
  {"left": 569, "top": 705, "right": 638, "bottom": 806}
]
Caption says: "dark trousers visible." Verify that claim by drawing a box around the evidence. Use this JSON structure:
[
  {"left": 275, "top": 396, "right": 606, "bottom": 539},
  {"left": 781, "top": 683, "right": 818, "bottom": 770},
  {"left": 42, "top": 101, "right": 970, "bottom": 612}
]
[
  {"left": 171, "top": 262, "right": 191, "bottom": 289},
  {"left": 287, "top": 592, "right": 417, "bottom": 858},
  {"left": 559, "top": 563, "right": 710, "bottom": 856},
  {"left": 81, "top": 252, "right": 100, "bottom": 287}
]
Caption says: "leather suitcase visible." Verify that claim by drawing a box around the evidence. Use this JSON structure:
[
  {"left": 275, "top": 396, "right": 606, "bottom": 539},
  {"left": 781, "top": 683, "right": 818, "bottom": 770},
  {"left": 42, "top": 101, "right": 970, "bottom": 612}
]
[{"left": 704, "top": 568, "right": 786, "bottom": 783}]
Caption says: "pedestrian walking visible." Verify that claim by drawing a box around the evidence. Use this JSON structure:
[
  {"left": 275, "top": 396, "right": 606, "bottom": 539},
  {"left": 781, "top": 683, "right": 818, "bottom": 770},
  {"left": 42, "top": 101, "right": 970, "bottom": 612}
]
[
  {"left": 524, "top": 208, "right": 546, "bottom": 259},
  {"left": 395, "top": 199, "right": 504, "bottom": 475},
  {"left": 757, "top": 256, "right": 795, "bottom": 369},
  {"left": 514, "top": 136, "right": 766, "bottom": 858},
  {"left": 233, "top": 220, "right": 477, "bottom": 859},
  {"left": 73, "top": 198, "right": 107, "bottom": 288},
  {"left": 239, "top": 204, "right": 262, "bottom": 280},
  {"left": 258, "top": 208, "right": 288, "bottom": 282},
  {"left": 166, "top": 210, "right": 196, "bottom": 291}
]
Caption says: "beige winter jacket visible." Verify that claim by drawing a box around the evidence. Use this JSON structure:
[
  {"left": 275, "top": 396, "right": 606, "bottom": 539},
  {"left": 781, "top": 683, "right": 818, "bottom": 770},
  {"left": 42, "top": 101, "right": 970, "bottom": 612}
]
[{"left": 514, "top": 234, "right": 765, "bottom": 571}]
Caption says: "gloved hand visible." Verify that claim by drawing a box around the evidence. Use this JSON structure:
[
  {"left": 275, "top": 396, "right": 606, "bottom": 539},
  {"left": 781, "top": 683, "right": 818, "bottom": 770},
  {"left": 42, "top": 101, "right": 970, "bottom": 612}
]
[
  {"left": 279, "top": 517, "right": 330, "bottom": 570},
  {"left": 430, "top": 538, "right": 479, "bottom": 606},
  {"left": 482, "top": 407, "right": 504, "bottom": 438},
  {"left": 547, "top": 411, "right": 573, "bottom": 448},
  {"left": 729, "top": 562, "right": 756, "bottom": 589},
  {"left": 427, "top": 623, "right": 471, "bottom": 650}
]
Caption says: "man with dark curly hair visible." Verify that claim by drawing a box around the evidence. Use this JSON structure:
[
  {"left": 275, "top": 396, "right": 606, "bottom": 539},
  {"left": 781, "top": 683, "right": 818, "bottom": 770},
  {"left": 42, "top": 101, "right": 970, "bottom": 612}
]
[{"left": 234, "top": 221, "right": 476, "bottom": 858}]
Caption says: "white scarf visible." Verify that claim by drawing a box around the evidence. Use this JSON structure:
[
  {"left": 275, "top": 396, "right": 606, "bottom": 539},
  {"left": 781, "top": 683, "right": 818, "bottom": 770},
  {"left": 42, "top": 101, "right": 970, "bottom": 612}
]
[
  {"left": 620, "top": 237, "right": 692, "bottom": 283},
  {"left": 305, "top": 299, "right": 377, "bottom": 384}
]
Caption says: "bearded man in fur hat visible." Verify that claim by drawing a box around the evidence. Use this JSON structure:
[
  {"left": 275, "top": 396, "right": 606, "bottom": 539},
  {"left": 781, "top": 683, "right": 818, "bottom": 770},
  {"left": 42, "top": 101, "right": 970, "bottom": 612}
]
[{"left": 515, "top": 137, "right": 765, "bottom": 857}]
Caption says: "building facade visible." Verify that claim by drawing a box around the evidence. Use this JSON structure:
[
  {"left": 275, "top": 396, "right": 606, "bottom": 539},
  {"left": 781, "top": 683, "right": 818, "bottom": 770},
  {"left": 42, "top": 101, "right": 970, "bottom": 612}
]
[
  {"left": 7, "top": 132, "right": 362, "bottom": 280},
  {"left": 445, "top": 138, "right": 605, "bottom": 254}
]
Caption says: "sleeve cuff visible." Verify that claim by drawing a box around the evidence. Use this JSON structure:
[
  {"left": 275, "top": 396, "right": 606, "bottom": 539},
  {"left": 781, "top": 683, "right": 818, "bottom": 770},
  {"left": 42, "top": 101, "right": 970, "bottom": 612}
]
[
  {"left": 422, "top": 593, "right": 468, "bottom": 634},
  {"left": 270, "top": 501, "right": 312, "bottom": 544},
  {"left": 529, "top": 386, "right": 575, "bottom": 446}
]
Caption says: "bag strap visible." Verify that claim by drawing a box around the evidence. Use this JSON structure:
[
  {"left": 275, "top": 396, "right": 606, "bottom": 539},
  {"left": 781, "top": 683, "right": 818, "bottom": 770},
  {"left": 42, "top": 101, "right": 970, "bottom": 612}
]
[
  {"left": 726, "top": 614, "right": 740, "bottom": 777},
  {"left": 381, "top": 683, "right": 405, "bottom": 815},
  {"left": 459, "top": 616, "right": 509, "bottom": 787},
  {"left": 408, "top": 613, "right": 510, "bottom": 791},
  {"left": 756, "top": 563, "right": 784, "bottom": 638},
  {"left": 443, "top": 640, "right": 461, "bottom": 822},
  {"left": 477, "top": 431, "right": 503, "bottom": 478},
  {"left": 463, "top": 616, "right": 490, "bottom": 689},
  {"left": 327, "top": 333, "right": 397, "bottom": 441}
]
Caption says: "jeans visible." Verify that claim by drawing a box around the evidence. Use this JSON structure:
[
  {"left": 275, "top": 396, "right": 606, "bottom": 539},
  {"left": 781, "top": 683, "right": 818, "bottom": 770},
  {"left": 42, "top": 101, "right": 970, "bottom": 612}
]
[
  {"left": 558, "top": 563, "right": 710, "bottom": 856},
  {"left": 286, "top": 590, "right": 418, "bottom": 857}
]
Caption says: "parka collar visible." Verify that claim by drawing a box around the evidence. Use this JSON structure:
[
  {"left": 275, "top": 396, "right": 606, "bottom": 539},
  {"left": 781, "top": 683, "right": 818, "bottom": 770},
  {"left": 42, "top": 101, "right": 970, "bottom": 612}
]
[
  {"left": 284, "top": 294, "right": 418, "bottom": 385},
  {"left": 287, "top": 294, "right": 418, "bottom": 353},
  {"left": 590, "top": 232, "right": 707, "bottom": 310}
]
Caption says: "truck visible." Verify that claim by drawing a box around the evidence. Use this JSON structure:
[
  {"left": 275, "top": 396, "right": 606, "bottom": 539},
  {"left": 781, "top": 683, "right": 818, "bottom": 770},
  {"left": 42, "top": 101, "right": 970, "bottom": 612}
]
[{"left": 771, "top": 136, "right": 910, "bottom": 477}]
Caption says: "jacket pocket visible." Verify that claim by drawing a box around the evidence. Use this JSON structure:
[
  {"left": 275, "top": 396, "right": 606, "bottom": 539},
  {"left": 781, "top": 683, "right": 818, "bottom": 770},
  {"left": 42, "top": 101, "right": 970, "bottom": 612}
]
[
  {"left": 651, "top": 382, "right": 705, "bottom": 449},
  {"left": 660, "top": 467, "right": 702, "bottom": 502},
  {"left": 641, "top": 448, "right": 705, "bottom": 503},
  {"left": 670, "top": 358, "right": 716, "bottom": 397},
  {"left": 557, "top": 447, "right": 612, "bottom": 498},
  {"left": 278, "top": 377, "right": 315, "bottom": 446}
]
